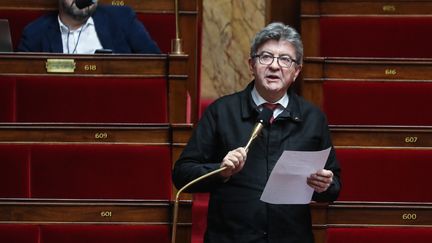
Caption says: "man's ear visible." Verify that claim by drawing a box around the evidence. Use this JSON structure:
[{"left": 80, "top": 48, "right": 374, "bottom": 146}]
[
  {"left": 248, "top": 58, "right": 255, "bottom": 73},
  {"left": 293, "top": 65, "right": 302, "bottom": 81}
]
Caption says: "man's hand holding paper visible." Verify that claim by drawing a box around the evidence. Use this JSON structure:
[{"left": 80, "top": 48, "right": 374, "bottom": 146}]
[
  {"left": 307, "top": 169, "right": 334, "bottom": 193},
  {"left": 260, "top": 147, "right": 331, "bottom": 204}
]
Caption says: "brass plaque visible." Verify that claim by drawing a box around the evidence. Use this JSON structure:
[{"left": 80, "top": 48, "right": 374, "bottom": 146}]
[
  {"left": 46, "top": 59, "right": 76, "bottom": 73},
  {"left": 382, "top": 5, "right": 396, "bottom": 12}
]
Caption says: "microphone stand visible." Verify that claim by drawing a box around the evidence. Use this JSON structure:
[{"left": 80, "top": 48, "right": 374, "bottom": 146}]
[
  {"left": 171, "top": 0, "right": 184, "bottom": 54},
  {"left": 171, "top": 117, "right": 270, "bottom": 243}
]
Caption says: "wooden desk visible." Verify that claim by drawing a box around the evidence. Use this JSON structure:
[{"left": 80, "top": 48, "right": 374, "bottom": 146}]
[
  {"left": 330, "top": 125, "right": 432, "bottom": 148},
  {"left": 0, "top": 53, "right": 190, "bottom": 123}
]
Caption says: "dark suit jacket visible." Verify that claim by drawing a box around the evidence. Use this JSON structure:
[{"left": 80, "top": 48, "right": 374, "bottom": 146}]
[
  {"left": 16, "top": 5, "right": 161, "bottom": 54},
  {"left": 173, "top": 82, "right": 341, "bottom": 243}
]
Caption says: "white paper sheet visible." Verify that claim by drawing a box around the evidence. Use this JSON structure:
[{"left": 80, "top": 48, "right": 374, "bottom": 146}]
[{"left": 260, "top": 147, "right": 331, "bottom": 204}]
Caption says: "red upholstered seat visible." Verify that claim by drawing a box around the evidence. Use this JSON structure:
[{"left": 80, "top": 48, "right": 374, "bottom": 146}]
[
  {"left": 0, "top": 144, "right": 30, "bottom": 198},
  {"left": 191, "top": 193, "right": 210, "bottom": 243},
  {"left": 190, "top": 100, "right": 214, "bottom": 243},
  {"left": 336, "top": 148, "right": 432, "bottom": 202},
  {"left": 0, "top": 9, "right": 48, "bottom": 50},
  {"left": 30, "top": 144, "right": 172, "bottom": 199},
  {"left": 40, "top": 225, "right": 170, "bottom": 243},
  {"left": 0, "top": 224, "right": 170, "bottom": 243},
  {"left": 0, "top": 77, "right": 15, "bottom": 122},
  {"left": 14, "top": 76, "right": 167, "bottom": 123},
  {"left": 199, "top": 98, "right": 214, "bottom": 117},
  {"left": 323, "top": 81, "right": 432, "bottom": 126},
  {"left": 320, "top": 16, "right": 432, "bottom": 58},
  {"left": 0, "top": 224, "right": 39, "bottom": 243},
  {"left": 137, "top": 13, "right": 175, "bottom": 53},
  {"left": 0, "top": 144, "right": 171, "bottom": 199},
  {"left": 327, "top": 227, "right": 432, "bottom": 243},
  {"left": 0, "top": 224, "right": 171, "bottom": 243}
]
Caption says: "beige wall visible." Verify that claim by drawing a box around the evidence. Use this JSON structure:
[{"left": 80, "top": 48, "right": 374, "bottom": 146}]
[{"left": 201, "top": 0, "right": 266, "bottom": 100}]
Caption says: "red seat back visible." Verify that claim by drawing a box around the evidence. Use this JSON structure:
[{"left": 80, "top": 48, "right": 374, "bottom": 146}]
[
  {"left": 0, "top": 224, "right": 39, "bottom": 243},
  {"left": 0, "top": 77, "right": 15, "bottom": 122},
  {"left": 337, "top": 148, "right": 432, "bottom": 202},
  {"left": 0, "top": 145, "right": 30, "bottom": 198},
  {"left": 320, "top": 17, "right": 432, "bottom": 58},
  {"left": 323, "top": 81, "right": 432, "bottom": 125},
  {"left": 11, "top": 76, "right": 167, "bottom": 123},
  {"left": 41, "top": 225, "right": 170, "bottom": 243},
  {"left": 0, "top": 144, "right": 172, "bottom": 200},
  {"left": 327, "top": 227, "right": 432, "bottom": 243}
]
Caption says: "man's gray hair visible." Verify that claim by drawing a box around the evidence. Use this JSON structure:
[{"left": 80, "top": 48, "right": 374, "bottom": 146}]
[{"left": 250, "top": 22, "right": 303, "bottom": 65}]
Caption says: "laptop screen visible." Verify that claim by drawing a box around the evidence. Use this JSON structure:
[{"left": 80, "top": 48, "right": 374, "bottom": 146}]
[{"left": 0, "top": 19, "right": 13, "bottom": 52}]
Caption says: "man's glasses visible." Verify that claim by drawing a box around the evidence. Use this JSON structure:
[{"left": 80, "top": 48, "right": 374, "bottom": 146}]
[{"left": 253, "top": 52, "right": 298, "bottom": 68}]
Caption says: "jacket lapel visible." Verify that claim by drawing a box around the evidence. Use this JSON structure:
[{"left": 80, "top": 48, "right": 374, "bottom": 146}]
[
  {"left": 93, "top": 9, "right": 113, "bottom": 50},
  {"left": 47, "top": 18, "right": 63, "bottom": 53}
]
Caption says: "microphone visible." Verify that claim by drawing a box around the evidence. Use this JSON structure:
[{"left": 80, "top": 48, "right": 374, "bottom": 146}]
[
  {"left": 244, "top": 107, "right": 273, "bottom": 151},
  {"left": 75, "top": 0, "right": 96, "bottom": 9},
  {"left": 171, "top": 107, "right": 273, "bottom": 243}
]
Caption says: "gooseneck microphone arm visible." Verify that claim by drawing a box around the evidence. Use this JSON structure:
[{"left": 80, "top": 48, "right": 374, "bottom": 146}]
[{"left": 171, "top": 108, "right": 273, "bottom": 243}]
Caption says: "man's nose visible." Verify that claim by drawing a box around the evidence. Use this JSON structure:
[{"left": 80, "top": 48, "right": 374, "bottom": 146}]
[{"left": 269, "top": 57, "right": 280, "bottom": 69}]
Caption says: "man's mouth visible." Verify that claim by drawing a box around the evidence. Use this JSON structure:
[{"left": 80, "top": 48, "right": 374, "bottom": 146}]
[{"left": 265, "top": 74, "right": 280, "bottom": 81}]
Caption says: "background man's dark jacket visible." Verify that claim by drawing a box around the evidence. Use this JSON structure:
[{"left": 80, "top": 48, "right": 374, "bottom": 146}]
[{"left": 17, "top": 5, "right": 161, "bottom": 54}]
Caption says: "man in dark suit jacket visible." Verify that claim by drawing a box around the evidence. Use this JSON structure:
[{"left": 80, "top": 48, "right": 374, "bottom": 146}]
[
  {"left": 16, "top": 0, "right": 161, "bottom": 54},
  {"left": 173, "top": 23, "right": 341, "bottom": 243}
]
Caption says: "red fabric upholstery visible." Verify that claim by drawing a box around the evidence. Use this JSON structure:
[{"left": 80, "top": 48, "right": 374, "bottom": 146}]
[
  {"left": 323, "top": 81, "right": 432, "bottom": 125},
  {"left": 0, "top": 224, "right": 39, "bottom": 243},
  {"left": 191, "top": 193, "right": 210, "bottom": 243},
  {"left": 0, "top": 224, "right": 170, "bottom": 243},
  {"left": 199, "top": 99, "right": 214, "bottom": 117},
  {"left": 191, "top": 99, "right": 214, "bottom": 243},
  {"left": 0, "top": 9, "right": 48, "bottom": 50},
  {"left": 320, "top": 17, "right": 432, "bottom": 58},
  {"left": 327, "top": 227, "right": 432, "bottom": 243},
  {"left": 0, "top": 145, "right": 30, "bottom": 198},
  {"left": 40, "top": 225, "right": 170, "bottom": 243},
  {"left": 31, "top": 144, "right": 171, "bottom": 199},
  {"left": 336, "top": 148, "right": 432, "bottom": 202},
  {"left": 137, "top": 13, "right": 175, "bottom": 53},
  {"left": 15, "top": 76, "right": 167, "bottom": 123},
  {"left": 0, "top": 77, "right": 15, "bottom": 122}
]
